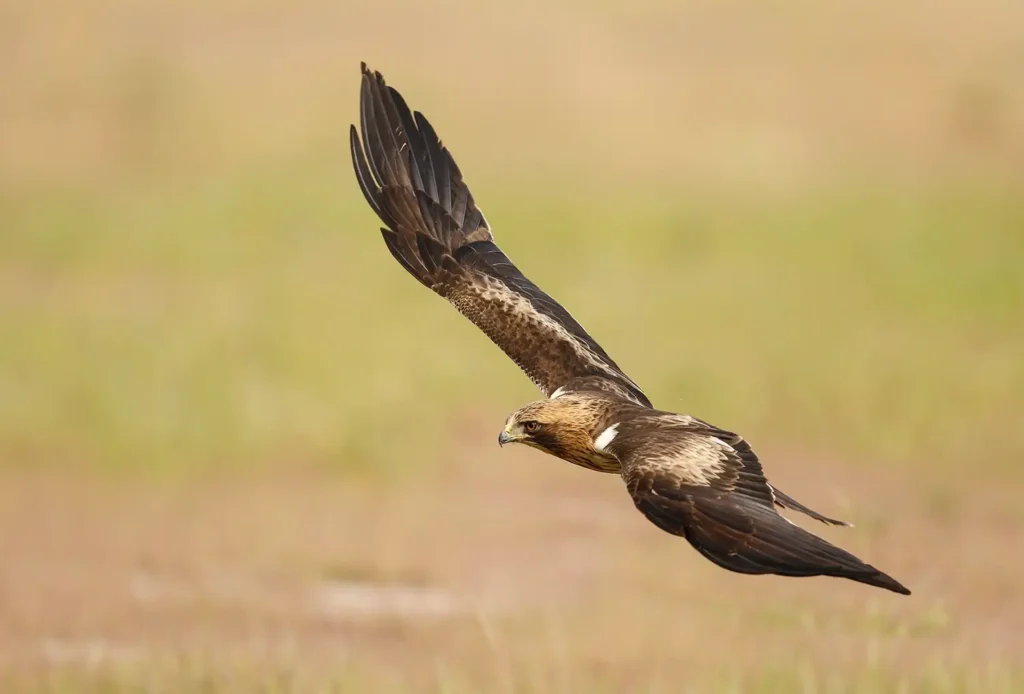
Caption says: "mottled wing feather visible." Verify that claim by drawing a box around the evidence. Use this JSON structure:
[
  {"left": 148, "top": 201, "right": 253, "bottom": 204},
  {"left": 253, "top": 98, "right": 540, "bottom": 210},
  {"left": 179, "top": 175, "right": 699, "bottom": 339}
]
[
  {"left": 608, "top": 414, "right": 851, "bottom": 525},
  {"left": 553, "top": 375, "right": 656, "bottom": 406},
  {"left": 611, "top": 415, "right": 776, "bottom": 509},
  {"left": 351, "top": 63, "right": 649, "bottom": 405}
]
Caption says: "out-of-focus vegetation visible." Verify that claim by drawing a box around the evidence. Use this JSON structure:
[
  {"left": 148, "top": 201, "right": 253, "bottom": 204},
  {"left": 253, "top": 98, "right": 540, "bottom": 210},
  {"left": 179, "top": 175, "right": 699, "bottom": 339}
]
[
  {"left": 3, "top": 181, "right": 1022, "bottom": 480},
  {"left": 1, "top": 0, "right": 1022, "bottom": 691}
]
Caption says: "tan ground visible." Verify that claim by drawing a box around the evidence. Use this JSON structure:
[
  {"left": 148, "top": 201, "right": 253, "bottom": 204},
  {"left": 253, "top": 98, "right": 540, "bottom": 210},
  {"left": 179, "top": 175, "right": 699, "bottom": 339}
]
[{"left": 2, "top": 420, "right": 1021, "bottom": 691}]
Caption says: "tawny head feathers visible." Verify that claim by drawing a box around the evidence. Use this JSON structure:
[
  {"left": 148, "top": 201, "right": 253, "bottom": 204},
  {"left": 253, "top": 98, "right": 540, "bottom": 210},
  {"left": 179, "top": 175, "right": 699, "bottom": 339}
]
[{"left": 498, "top": 394, "right": 620, "bottom": 472}]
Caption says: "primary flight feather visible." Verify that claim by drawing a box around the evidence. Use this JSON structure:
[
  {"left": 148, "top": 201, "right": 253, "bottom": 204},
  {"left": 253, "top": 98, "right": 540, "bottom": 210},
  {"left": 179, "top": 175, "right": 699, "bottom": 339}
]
[{"left": 350, "top": 63, "right": 910, "bottom": 596}]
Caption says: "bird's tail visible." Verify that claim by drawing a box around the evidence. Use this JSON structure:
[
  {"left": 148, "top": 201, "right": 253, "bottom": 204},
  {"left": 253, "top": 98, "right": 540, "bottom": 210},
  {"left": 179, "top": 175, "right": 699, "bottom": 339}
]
[
  {"left": 772, "top": 487, "right": 853, "bottom": 527},
  {"left": 350, "top": 63, "right": 492, "bottom": 288}
]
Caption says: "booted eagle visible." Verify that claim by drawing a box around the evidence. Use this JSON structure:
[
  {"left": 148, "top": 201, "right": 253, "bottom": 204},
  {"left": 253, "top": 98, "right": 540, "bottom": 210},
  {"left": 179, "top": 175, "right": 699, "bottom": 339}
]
[{"left": 350, "top": 63, "right": 910, "bottom": 595}]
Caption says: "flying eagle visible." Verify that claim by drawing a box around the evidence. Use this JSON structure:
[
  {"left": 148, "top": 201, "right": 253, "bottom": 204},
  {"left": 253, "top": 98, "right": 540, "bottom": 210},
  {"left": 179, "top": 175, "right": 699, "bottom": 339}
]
[{"left": 350, "top": 63, "right": 910, "bottom": 596}]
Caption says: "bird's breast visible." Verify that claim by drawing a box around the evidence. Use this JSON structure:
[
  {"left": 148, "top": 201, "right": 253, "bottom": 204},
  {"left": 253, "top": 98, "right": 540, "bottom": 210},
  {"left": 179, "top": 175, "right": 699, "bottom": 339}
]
[{"left": 567, "top": 450, "right": 621, "bottom": 474}]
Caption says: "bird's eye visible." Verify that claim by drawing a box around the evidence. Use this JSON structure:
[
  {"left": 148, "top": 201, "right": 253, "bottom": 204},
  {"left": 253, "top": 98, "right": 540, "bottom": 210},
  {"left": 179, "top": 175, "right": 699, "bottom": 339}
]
[{"left": 523, "top": 421, "right": 540, "bottom": 433}]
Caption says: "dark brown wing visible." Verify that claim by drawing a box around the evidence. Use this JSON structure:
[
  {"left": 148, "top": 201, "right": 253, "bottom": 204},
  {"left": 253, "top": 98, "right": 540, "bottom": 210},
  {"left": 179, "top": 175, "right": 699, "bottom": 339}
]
[
  {"left": 607, "top": 415, "right": 910, "bottom": 595},
  {"left": 350, "top": 63, "right": 648, "bottom": 406}
]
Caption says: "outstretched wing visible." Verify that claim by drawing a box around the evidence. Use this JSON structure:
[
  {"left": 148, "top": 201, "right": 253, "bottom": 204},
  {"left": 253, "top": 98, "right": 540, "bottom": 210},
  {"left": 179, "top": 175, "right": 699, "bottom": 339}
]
[
  {"left": 606, "top": 415, "right": 909, "bottom": 594},
  {"left": 350, "top": 63, "right": 648, "bottom": 406}
]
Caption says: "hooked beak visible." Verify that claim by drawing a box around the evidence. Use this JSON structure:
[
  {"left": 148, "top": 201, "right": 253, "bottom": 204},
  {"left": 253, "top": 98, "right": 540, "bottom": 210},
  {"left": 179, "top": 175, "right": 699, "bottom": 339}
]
[{"left": 497, "top": 429, "right": 516, "bottom": 447}]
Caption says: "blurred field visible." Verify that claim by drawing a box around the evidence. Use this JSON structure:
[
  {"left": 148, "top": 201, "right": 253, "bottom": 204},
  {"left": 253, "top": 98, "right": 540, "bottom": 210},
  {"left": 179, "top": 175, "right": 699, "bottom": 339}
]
[{"left": 2, "top": 0, "right": 1023, "bottom": 691}]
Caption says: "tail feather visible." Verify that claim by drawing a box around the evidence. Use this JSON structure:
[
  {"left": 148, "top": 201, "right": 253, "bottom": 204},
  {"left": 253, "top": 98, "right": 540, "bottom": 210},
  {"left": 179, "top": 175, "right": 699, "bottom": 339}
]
[{"left": 772, "top": 487, "right": 853, "bottom": 527}]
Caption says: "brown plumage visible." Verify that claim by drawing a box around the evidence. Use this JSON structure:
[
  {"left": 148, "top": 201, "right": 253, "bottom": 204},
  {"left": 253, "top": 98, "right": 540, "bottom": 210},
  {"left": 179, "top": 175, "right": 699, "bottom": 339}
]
[
  {"left": 350, "top": 64, "right": 648, "bottom": 408},
  {"left": 351, "top": 63, "right": 910, "bottom": 596}
]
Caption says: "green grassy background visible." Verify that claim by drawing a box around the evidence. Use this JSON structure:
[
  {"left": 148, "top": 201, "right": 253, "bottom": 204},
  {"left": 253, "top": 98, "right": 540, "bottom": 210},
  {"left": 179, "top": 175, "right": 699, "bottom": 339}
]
[
  {"left": 2, "top": 0, "right": 1023, "bottom": 691},
  {"left": 4, "top": 180, "right": 1022, "bottom": 481}
]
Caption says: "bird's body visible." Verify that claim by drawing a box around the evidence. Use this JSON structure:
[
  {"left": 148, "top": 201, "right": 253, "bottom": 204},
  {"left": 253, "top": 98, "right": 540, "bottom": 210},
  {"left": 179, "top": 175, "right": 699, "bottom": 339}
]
[{"left": 350, "top": 63, "right": 910, "bottom": 596}]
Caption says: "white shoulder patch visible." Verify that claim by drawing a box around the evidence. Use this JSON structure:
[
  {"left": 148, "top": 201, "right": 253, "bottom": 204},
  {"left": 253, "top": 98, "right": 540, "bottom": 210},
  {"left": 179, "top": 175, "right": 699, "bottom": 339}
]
[
  {"left": 594, "top": 423, "right": 619, "bottom": 452},
  {"left": 550, "top": 386, "right": 569, "bottom": 399}
]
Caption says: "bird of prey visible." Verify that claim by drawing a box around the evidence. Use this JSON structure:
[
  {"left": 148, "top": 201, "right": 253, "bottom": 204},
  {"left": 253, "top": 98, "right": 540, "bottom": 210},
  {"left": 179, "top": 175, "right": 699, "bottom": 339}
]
[{"left": 349, "top": 63, "right": 910, "bottom": 595}]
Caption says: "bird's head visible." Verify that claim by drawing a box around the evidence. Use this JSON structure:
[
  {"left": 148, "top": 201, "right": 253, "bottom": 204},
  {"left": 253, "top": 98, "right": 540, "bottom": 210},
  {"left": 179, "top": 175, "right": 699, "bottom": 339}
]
[{"left": 498, "top": 395, "right": 616, "bottom": 471}]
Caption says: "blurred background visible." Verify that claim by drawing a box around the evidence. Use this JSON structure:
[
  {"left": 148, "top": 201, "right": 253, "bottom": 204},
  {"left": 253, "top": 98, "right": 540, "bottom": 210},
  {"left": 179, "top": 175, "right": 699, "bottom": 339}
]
[{"left": 1, "top": 0, "right": 1023, "bottom": 691}]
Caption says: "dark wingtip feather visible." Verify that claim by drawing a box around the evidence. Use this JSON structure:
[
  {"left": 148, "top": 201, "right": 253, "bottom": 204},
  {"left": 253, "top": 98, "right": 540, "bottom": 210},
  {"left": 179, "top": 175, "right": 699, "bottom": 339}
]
[
  {"left": 351, "top": 62, "right": 491, "bottom": 279},
  {"left": 350, "top": 124, "right": 383, "bottom": 218},
  {"left": 636, "top": 486, "right": 911, "bottom": 596},
  {"left": 380, "top": 229, "right": 429, "bottom": 288},
  {"left": 860, "top": 570, "right": 911, "bottom": 595}
]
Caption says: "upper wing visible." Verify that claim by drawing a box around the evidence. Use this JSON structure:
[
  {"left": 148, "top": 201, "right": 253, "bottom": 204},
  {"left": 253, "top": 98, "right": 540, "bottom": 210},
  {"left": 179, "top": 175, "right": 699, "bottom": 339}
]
[
  {"left": 350, "top": 63, "right": 649, "bottom": 406},
  {"left": 606, "top": 415, "right": 908, "bottom": 594}
]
